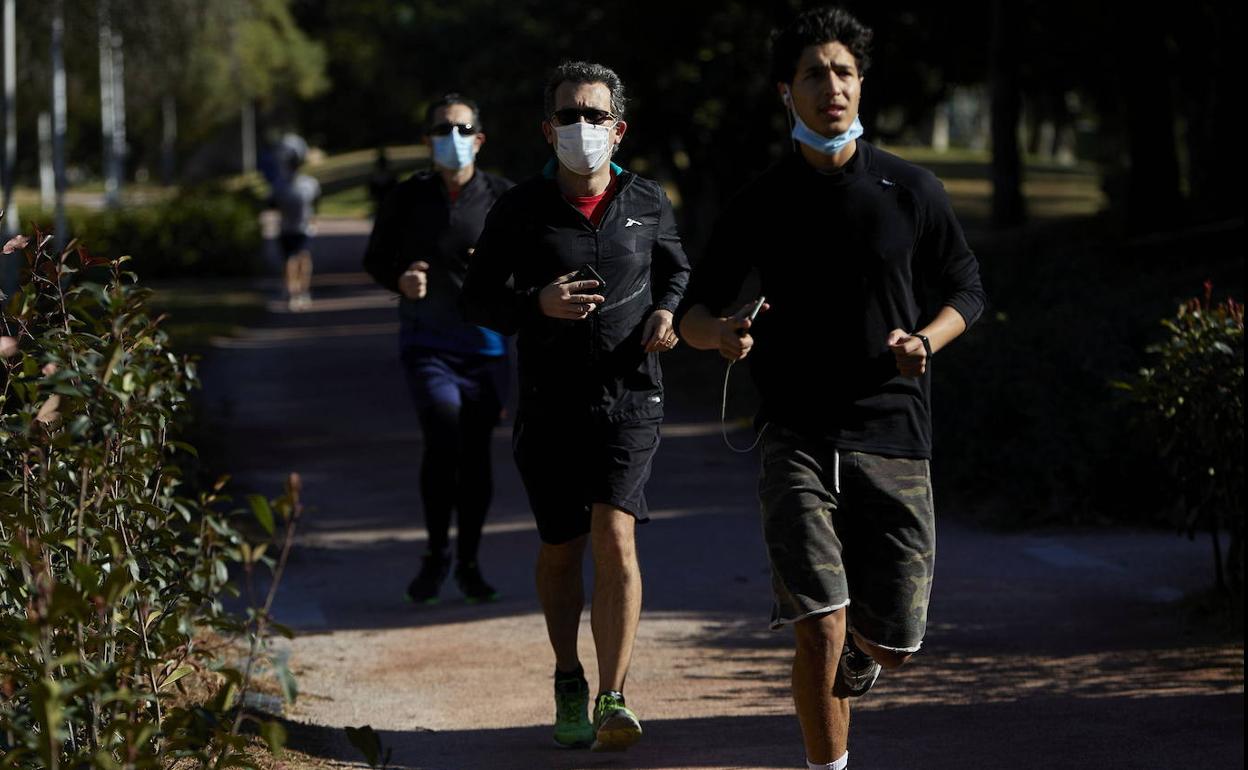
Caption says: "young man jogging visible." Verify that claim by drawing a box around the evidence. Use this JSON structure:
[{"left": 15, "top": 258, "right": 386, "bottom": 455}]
[
  {"left": 363, "top": 94, "right": 514, "bottom": 604},
  {"left": 462, "top": 61, "right": 689, "bottom": 752},
  {"left": 677, "top": 8, "right": 986, "bottom": 769}
]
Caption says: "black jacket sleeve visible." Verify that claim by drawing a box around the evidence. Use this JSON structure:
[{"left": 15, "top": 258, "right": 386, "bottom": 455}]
[
  {"left": 361, "top": 187, "right": 408, "bottom": 294},
  {"left": 651, "top": 191, "right": 691, "bottom": 314},
  {"left": 461, "top": 193, "right": 539, "bottom": 336}
]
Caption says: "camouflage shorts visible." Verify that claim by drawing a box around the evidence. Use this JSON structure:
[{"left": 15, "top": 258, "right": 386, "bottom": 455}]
[{"left": 758, "top": 425, "right": 936, "bottom": 652}]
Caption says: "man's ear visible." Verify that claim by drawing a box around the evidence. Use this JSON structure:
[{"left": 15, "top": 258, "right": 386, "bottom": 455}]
[
  {"left": 613, "top": 120, "right": 628, "bottom": 142},
  {"left": 474, "top": 131, "right": 486, "bottom": 151},
  {"left": 541, "top": 120, "right": 554, "bottom": 146}
]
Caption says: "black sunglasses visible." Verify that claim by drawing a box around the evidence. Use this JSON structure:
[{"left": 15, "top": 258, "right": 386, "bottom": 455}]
[
  {"left": 428, "top": 122, "right": 479, "bottom": 136},
  {"left": 550, "top": 108, "right": 616, "bottom": 126}
]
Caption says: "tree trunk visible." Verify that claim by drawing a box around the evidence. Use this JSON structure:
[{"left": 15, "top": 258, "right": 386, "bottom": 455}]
[
  {"left": 51, "top": 0, "right": 68, "bottom": 248},
  {"left": 989, "top": 0, "right": 1025, "bottom": 227},
  {"left": 2, "top": 0, "right": 16, "bottom": 237},
  {"left": 1120, "top": 14, "right": 1182, "bottom": 233},
  {"left": 161, "top": 95, "right": 177, "bottom": 185},
  {"left": 99, "top": 0, "right": 118, "bottom": 207},
  {"left": 241, "top": 100, "right": 256, "bottom": 174}
]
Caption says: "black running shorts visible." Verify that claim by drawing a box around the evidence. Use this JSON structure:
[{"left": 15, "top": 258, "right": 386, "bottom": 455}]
[{"left": 512, "top": 413, "right": 660, "bottom": 545}]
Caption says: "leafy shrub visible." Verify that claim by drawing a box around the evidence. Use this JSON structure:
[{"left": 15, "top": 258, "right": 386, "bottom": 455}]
[
  {"left": 1116, "top": 282, "right": 1244, "bottom": 593},
  {"left": 1, "top": 233, "right": 296, "bottom": 768},
  {"left": 23, "top": 189, "right": 264, "bottom": 281}
]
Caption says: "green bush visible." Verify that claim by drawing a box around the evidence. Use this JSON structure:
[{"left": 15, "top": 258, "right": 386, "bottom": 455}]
[
  {"left": 1117, "top": 283, "right": 1245, "bottom": 593},
  {"left": 24, "top": 189, "right": 264, "bottom": 281},
  {"left": 1, "top": 237, "right": 296, "bottom": 768}
]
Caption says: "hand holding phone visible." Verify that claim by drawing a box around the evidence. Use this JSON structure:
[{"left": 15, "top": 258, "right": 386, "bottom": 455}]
[
  {"left": 570, "top": 263, "right": 607, "bottom": 292},
  {"left": 733, "top": 296, "right": 767, "bottom": 337},
  {"left": 541, "top": 265, "right": 606, "bottom": 320}
]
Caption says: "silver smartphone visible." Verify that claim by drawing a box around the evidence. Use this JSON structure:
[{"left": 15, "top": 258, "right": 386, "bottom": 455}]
[{"left": 735, "top": 296, "right": 766, "bottom": 336}]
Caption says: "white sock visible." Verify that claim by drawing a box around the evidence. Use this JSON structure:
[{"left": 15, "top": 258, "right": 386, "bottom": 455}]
[{"left": 807, "top": 751, "right": 848, "bottom": 770}]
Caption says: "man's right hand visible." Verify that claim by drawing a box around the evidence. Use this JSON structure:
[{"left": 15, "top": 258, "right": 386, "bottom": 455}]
[
  {"left": 399, "top": 261, "right": 430, "bottom": 300},
  {"left": 539, "top": 271, "right": 606, "bottom": 320},
  {"left": 715, "top": 300, "right": 769, "bottom": 362}
]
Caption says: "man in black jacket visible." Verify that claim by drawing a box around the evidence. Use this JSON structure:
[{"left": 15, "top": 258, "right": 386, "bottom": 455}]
[
  {"left": 462, "top": 61, "right": 689, "bottom": 753},
  {"left": 677, "top": 8, "right": 985, "bottom": 770},
  {"left": 363, "top": 94, "right": 514, "bottom": 606}
]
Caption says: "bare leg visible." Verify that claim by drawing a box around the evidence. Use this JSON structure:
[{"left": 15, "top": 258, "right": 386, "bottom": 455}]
[
  {"left": 852, "top": 631, "right": 913, "bottom": 669},
  {"left": 589, "top": 504, "right": 641, "bottom": 694},
  {"left": 536, "top": 535, "right": 587, "bottom": 672},
  {"left": 284, "top": 255, "right": 300, "bottom": 299},
  {"left": 793, "top": 610, "right": 849, "bottom": 765},
  {"left": 296, "top": 250, "right": 313, "bottom": 297}
]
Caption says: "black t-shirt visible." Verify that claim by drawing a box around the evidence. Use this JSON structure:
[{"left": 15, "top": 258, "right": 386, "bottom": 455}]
[{"left": 675, "top": 141, "right": 986, "bottom": 459}]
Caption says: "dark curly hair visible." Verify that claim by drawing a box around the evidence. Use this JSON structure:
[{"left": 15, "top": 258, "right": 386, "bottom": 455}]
[{"left": 770, "top": 6, "right": 873, "bottom": 85}]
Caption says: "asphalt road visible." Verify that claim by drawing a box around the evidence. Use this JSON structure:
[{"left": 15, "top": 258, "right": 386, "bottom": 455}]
[{"left": 196, "top": 220, "right": 1243, "bottom": 769}]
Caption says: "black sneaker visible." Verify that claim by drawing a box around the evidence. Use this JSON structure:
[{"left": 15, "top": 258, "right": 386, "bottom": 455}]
[
  {"left": 454, "top": 561, "right": 500, "bottom": 603},
  {"left": 837, "top": 636, "right": 882, "bottom": 697},
  {"left": 405, "top": 552, "right": 450, "bottom": 604}
]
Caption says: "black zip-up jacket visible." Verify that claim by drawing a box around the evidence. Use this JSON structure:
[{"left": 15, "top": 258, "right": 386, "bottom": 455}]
[
  {"left": 462, "top": 162, "right": 691, "bottom": 423},
  {"left": 362, "top": 170, "right": 513, "bottom": 353}
]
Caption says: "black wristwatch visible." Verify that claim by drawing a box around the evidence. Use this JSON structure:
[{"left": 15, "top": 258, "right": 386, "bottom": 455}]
[{"left": 913, "top": 332, "right": 932, "bottom": 358}]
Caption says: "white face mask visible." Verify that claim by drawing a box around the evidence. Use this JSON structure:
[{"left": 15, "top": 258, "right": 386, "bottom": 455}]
[{"left": 553, "top": 121, "right": 614, "bottom": 175}]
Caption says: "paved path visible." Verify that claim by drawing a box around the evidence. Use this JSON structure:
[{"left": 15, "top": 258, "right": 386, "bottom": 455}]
[{"left": 198, "top": 221, "right": 1243, "bottom": 769}]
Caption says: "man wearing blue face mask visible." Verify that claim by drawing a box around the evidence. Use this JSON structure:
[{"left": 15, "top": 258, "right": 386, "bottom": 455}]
[
  {"left": 462, "top": 61, "right": 690, "bottom": 753},
  {"left": 363, "top": 93, "right": 514, "bottom": 606},
  {"left": 677, "top": 7, "right": 985, "bottom": 770}
]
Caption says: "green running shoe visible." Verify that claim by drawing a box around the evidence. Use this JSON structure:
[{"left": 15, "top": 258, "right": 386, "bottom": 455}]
[
  {"left": 552, "top": 670, "right": 594, "bottom": 748},
  {"left": 591, "top": 690, "right": 642, "bottom": 752}
]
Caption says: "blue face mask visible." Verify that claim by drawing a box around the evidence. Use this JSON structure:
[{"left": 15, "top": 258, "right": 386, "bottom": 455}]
[
  {"left": 432, "top": 128, "right": 476, "bottom": 170},
  {"left": 784, "top": 89, "right": 864, "bottom": 155}
]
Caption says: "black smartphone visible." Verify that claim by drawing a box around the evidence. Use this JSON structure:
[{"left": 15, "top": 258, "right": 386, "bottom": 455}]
[{"left": 570, "top": 263, "right": 607, "bottom": 292}]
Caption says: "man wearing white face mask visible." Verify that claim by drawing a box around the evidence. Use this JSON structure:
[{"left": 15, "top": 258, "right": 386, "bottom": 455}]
[
  {"left": 364, "top": 93, "right": 514, "bottom": 607},
  {"left": 463, "top": 61, "right": 690, "bottom": 753},
  {"left": 677, "top": 7, "right": 985, "bottom": 770}
]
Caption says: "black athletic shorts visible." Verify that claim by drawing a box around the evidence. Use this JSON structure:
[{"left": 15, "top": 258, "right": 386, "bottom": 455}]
[
  {"left": 279, "top": 232, "right": 309, "bottom": 258},
  {"left": 512, "top": 412, "right": 660, "bottom": 545}
]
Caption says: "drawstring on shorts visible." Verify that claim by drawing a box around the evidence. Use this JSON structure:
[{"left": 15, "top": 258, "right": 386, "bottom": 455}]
[{"left": 832, "top": 449, "right": 841, "bottom": 494}]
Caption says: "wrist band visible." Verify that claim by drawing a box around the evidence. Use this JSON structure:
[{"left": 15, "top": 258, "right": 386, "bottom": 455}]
[{"left": 913, "top": 332, "right": 932, "bottom": 358}]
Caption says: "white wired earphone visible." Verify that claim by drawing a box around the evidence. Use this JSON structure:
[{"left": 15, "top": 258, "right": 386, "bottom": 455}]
[{"left": 720, "top": 296, "right": 769, "bottom": 453}]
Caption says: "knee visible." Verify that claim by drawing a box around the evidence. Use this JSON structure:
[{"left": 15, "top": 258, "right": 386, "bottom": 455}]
[
  {"left": 852, "top": 634, "right": 912, "bottom": 669},
  {"left": 539, "top": 538, "right": 586, "bottom": 572},
  {"left": 590, "top": 507, "right": 636, "bottom": 562},
  {"left": 793, "top": 611, "right": 846, "bottom": 658},
  {"left": 874, "top": 650, "right": 912, "bottom": 669}
]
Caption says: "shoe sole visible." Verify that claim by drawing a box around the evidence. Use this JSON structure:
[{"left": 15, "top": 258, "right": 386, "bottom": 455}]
[
  {"left": 404, "top": 595, "right": 440, "bottom": 605},
  {"left": 591, "top": 715, "right": 642, "bottom": 752},
  {"left": 552, "top": 735, "right": 593, "bottom": 749},
  {"left": 840, "top": 666, "right": 881, "bottom": 698}
]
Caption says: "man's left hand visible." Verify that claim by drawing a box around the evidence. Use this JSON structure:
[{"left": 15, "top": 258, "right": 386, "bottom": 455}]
[
  {"left": 642, "top": 309, "right": 679, "bottom": 353},
  {"left": 887, "top": 328, "right": 927, "bottom": 377}
]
